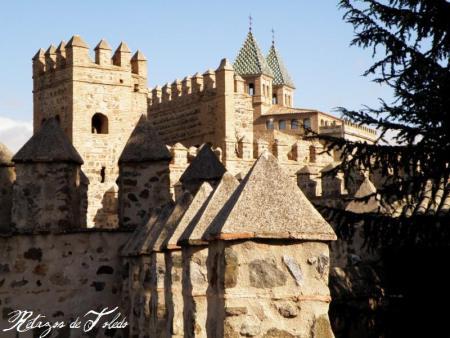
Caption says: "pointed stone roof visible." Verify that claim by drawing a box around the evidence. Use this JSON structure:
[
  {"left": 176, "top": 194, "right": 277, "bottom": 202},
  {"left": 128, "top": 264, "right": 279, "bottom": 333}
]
[
  {"left": 119, "top": 115, "right": 172, "bottom": 163},
  {"left": 150, "top": 191, "right": 194, "bottom": 252},
  {"left": 0, "top": 143, "right": 13, "bottom": 167},
  {"left": 166, "top": 182, "right": 214, "bottom": 249},
  {"left": 217, "top": 58, "right": 233, "bottom": 71},
  {"left": 33, "top": 48, "right": 45, "bottom": 61},
  {"left": 345, "top": 177, "right": 381, "bottom": 214},
  {"left": 94, "top": 39, "right": 112, "bottom": 50},
  {"left": 205, "top": 152, "right": 336, "bottom": 241},
  {"left": 234, "top": 31, "right": 273, "bottom": 77},
  {"left": 115, "top": 41, "right": 131, "bottom": 53},
  {"left": 13, "top": 118, "right": 83, "bottom": 164},
  {"left": 179, "top": 144, "right": 226, "bottom": 185},
  {"left": 45, "top": 45, "right": 56, "bottom": 55},
  {"left": 266, "top": 44, "right": 295, "bottom": 88},
  {"left": 131, "top": 50, "right": 146, "bottom": 61},
  {"left": 178, "top": 172, "right": 239, "bottom": 245},
  {"left": 66, "top": 35, "right": 89, "bottom": 49},
  {"left": 56, "top": 41, "right": 66, "bottom": 53}
]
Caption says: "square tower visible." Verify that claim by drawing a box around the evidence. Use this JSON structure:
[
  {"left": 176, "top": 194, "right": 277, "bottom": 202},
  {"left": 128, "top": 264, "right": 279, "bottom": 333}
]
[{"left": 32, "top": 35, "right": 148, "bottom": 227}]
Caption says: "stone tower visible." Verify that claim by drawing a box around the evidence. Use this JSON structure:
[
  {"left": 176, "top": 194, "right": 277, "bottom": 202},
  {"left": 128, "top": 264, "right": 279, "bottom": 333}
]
[
  {"left": 266, "top": 40, "right": 296, "bottom": 107},
  {"left": 11, "top": 118, "right": 86, "bottom": 231},
  {"left": 32, "top": 35, "right": 148, "bottom": 227},
  {"left": 234, "top": 30, "right": 274, "bottom": 116},
  {"left": 118, "top": 115, "right": 172, "bottom": 228}
]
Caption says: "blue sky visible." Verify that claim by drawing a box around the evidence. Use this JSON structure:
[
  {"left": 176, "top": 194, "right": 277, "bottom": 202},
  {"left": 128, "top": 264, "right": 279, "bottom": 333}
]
[{"left": 0, "top": 0, "right": 392, "bottom": 151}]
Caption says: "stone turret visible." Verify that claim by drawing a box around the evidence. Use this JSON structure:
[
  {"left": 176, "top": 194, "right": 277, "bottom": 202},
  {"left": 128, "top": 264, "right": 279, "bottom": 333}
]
[
  {"left": 11, "top": 118, "right": 85, "bottom": 231},
  {"left": 203, "top": 152, "right": 336, "bottom": 337},
  {"left": 113, "top": 41, "right": 131, "bottom": 68},
  {"left": 94, "top": 39, "right": 112, "bottom": 66},
  {"left": 118, "top": 115, "right": 172, "bottom": 228},
  {"left": 179, "top": 144, "right": 226, "bottom": 195},
  {"left": 0, "top": 143, "right": 15, "bottom": 232},
  {"left": 131, "top": 50, "right": 147, "bottom": 77}
]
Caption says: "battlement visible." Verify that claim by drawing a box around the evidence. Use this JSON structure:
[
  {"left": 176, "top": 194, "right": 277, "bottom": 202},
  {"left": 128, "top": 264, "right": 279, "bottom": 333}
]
[
  {"left": 149, "top": 58, "right": 249, "bottom": 107},
  {"left": 32, "top": 35, "right": 147, "bottom": 79}
]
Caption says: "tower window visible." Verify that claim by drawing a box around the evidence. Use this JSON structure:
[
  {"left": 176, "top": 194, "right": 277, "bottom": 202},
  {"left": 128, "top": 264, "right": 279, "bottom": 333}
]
[
  {"left": 100, "top": 166, "right": 106, "bottom": 183},
  {"left": 55, "top": 115, "right": 61, "bottom": 123},
  {"left": 266, "top": 119, "right": 274, "bottom": 130},
  {"left": 92, "top": 113, "right": 109, "bottom": 134},
  {"left": 291, "top": 119, "right": 299, "bottom": 129},
  {"left": 272, "top": 94, "right": 278, "bottom": 104},
  {"left": 278, "top": 120, "right": 286, "bottom": 130},
  {"left": 309, "top": 145, "right": 316, "bottom": 163},
  {"left": 248, "top": 83, "right": 255, "bottom": 96}
]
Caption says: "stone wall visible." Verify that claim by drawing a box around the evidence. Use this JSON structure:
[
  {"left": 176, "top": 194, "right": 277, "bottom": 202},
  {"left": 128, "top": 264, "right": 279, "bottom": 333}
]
[
  {"left": 11, "top": 163, "right": 86, "bottom": 230},
  {"left": 0, "top": 230, "right": 130, "bottom": 338},
  {"left": 206, "top": 240, "right": 334, "bottom": 338},
  {"left": 0, "top": 165, "right": 14, "bottom": 232},
  {"left": 118, "top": 162, "right": 171, "bottom": 228}
]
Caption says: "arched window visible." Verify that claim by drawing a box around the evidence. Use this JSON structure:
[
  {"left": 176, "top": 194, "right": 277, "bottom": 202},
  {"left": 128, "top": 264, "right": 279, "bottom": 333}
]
[
  {"left": 320, "top": 119, "right": 324, "bottom": 126},
  {"left": 303, "top": 118, "right": 311, "bottom": 130},
  {"left": 91, "top": 113, "right": 108, "bottom": 134},
  {"left": 41, "top": 118, "right": 47, "bottom": 126},
  {"left": 291, "top": 119, "right": 299, "bottom": 129},
  {"left": 248, "top": 83, "right": 255, "bottom": 96},
  {"left": 278, "top": 120, "right": 286, "bottom": 130},
  {"left": 272, "top": 94, "right": 278, "bottom": 104},
  {"left": 266, "top": 119, "right": 274, "bottom": 130}
]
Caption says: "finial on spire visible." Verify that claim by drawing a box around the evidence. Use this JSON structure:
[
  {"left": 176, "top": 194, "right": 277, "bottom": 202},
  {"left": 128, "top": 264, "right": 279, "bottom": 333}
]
[
  {"left": 271, "top": 28, "right": 275, "bottom": 45},
  {"left": 249, "top": 14, "right": 253, "bottom": 32}
]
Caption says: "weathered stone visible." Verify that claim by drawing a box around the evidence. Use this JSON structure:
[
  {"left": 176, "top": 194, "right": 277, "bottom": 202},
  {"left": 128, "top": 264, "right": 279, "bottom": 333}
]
[
  {"left": 311, "top": 314, "right": 334, "bottom": 338},
  {"left": 24, "top": 248, "right": 43, "bottom": 261},
  {"left": 283, "top": 255, "right": 303, "bottom": 286},
  {"left": 240, "top": 320, "right": 261, "bottom": 336},
  {"left": 225, "top": 307, "right": 247, "bottom": 317},
  {"left": 249, "top": 259, "right": 287, "bottom": 288},
  {"left": 276, "top": 301, "right": 299, "bottom": 318},
  {"left": 224, "top": 321, "right": 240, "bottom": 338},
  {"left": 224, "top": 247, "right": 239, "bottom": 288},
  {"left": 262, "top": 328, "right": 297, "bottom": 338}
]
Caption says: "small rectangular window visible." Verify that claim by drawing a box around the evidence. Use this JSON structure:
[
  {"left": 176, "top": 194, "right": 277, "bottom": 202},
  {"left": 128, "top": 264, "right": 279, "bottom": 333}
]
[{"left": 279, "top": 120, "right": 286, "bottom": 130}]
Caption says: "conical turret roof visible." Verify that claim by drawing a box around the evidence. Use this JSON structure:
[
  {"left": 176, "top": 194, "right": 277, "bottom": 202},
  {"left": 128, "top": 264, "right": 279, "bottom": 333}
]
[
  {"left": 178, "top": 172, "right": 240, "bottom": 245},
  {"left": 166, "top": 182, "right": 214, "bottom": 249},
  {"left": 205, "top": 152, "right": 336, "bottom": 241},
  {"left": 179, "top": 144, "right": 226, "bottom": 185},
  {"left": 119, "top": 115, "right": 172, "bottom": 163},
  {"left": 266, "top": 44, "right": 295, "bottom": 88},
  {"left": 13, "top": 118, "right": 83, "bottom": 164},
  {"left": 234, "top": 31, "right": 273, "bottom": 77},
  {"left": 345, "top": 177, "right": 381, "bottom": 214}
]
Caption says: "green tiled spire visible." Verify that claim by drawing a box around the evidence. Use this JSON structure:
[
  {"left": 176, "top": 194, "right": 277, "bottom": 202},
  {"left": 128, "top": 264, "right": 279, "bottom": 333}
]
[
  {"left": 266, "top": 44, "right": 295, "bottom": 88},
  {"left": 234, "top": 31, "right": 273, "bottom": 78}
]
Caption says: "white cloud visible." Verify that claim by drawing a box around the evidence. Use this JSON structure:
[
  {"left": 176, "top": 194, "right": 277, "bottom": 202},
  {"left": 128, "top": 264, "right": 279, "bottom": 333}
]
[{"left": 0, "top": 116, "right": 33, "bottom": 153}]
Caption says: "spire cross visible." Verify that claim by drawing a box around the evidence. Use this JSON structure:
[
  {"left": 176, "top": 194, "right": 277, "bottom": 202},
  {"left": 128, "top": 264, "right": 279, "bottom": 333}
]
[
  {"left": 249, "top": 15, "right": 253, "bottom": 32},
  {"left": 271, "top": 28, "right": 275, "bottom": 45}
]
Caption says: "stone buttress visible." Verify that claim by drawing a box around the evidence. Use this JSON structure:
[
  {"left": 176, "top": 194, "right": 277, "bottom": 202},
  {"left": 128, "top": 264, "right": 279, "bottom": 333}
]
[
  {"left": 118, "top": 115, "right": 172, "bottom": 228},
  {"left": 11, "top": 118, "right": 86, "bottom": 231}
]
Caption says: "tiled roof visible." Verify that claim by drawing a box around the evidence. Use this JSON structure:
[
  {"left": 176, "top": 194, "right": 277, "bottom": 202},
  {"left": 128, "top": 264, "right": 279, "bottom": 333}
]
[
  {"left": 234, "top": 31, "right": 273, "bottom": 78},
  {"left": 266, "top": 44, "right": 295, "bottom": 88}
]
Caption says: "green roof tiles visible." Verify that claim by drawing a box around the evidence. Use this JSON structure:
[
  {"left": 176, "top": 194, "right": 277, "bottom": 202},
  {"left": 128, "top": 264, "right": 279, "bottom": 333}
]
[
  {"left": 266, "top": 44, "right": 295, "bottom": 88},
  {"left": 234, "top": 31, "right": 273, "bottom": 78}
]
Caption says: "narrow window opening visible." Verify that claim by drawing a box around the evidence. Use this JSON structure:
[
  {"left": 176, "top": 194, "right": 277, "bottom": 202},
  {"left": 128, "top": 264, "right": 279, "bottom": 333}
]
[
  {"left": 55, "top": 115, "right": 60, "bottom": 124},
  {"left": 100, "top": 167, "right": 106, "bottom": 183},
  {"left": 92, "top": 113, "right": 109, "bottom": 134},
  {"left": 134, "top": 83, "right": 139, "bottom": 92},
  {"left": 309, "top": 145, "right": 316, "bottom": 163},
  {"left": 272, "top": 94, "right": 278, "bottom": 104},
  {"left": 248, "top": 83, "right": 255, "bottom": 96}
]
